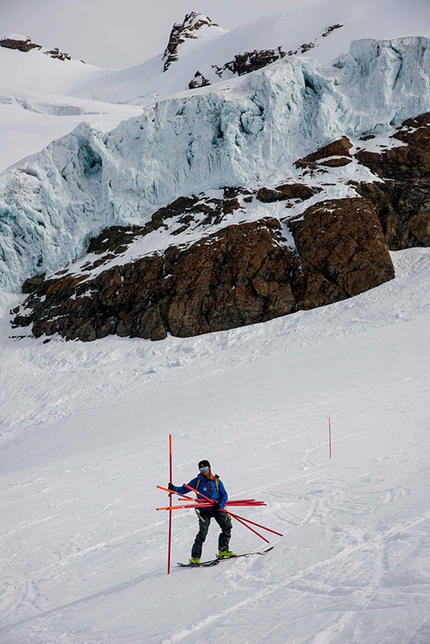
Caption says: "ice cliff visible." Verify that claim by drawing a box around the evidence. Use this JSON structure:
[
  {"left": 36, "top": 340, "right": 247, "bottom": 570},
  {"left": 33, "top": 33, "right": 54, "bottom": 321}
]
[{"left": 1, "top": 36, "right": 430, "bottom": 291}]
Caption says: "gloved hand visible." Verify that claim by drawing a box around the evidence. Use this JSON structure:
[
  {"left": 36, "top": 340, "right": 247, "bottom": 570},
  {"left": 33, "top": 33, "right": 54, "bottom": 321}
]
[
  {"left": 168, "top": 483, "right": 175, "bottom": 491},
  {"left": 212, "top": 501, "right": 220, "bottom": 512}
]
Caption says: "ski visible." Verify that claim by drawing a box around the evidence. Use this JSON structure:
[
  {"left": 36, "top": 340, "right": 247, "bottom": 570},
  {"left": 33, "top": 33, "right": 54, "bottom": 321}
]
[
  {"left": 177, "top": 546, "right": 274, "bottom": 568},
  {"left": 177, "top": 559, "right": 220, "bottom": 568}
]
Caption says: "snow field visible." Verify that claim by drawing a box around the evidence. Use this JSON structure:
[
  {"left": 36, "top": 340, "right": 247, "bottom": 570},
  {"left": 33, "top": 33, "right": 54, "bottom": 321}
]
[{"left": 0, "top": 247, "right": 430, "bottom": 642}]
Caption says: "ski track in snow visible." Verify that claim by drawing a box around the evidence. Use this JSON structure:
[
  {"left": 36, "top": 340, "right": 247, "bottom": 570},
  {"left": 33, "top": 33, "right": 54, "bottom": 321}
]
[{"left": 0, "top": 247, "right": 430, "bottom": 642}]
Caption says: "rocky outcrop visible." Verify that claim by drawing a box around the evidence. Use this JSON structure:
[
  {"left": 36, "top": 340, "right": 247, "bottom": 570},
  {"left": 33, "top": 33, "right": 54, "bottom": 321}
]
[
  {"left": 13, "top": 112, "right": 430, "bottom": 343},
  {"left": 162, "top": 12, "right": 218, "bottom": 72},
  {"left": 295, "top": 136, "right": 353, "bottom": 169},
  {"left": 188, "top": 71, "right": 211, "bottom": 89},
  {"left": 44, "top": 48, "right": 71, "bottom": 61},
  {"left": 213, "top": 48, "right": 287, "bottom": 78},
  {"left": 0, "top": 36, "right": 71, "bottom": 60},
  {"left": 0, "top": 36, "right": 42, "bottom": 53},
  {"left": 207, "top": 23, "right": 345, "bottom": 83},
  {"left": 288, "top": 198, "right": 394, "bottom": 304},
  {"left": 292, "top": 114, "right": 430, "bottom": 250},
  {"left": 12, "top": 194, "right": 394, "bottom": 342},
  {"left": 354, "top": 113, "right": 430, "bottom": 249},
  {"left": 257, "top": 183, "right": 321, "bottom": 203}
]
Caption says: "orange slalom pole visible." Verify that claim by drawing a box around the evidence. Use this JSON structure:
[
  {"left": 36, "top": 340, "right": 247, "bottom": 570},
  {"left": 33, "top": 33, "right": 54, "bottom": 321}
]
[
  {"left": 157, "top": 485, "right": 192, "bottom": 502},
  {"left": 157, "top": 503, "right": 213, "bottom": 511},
  {"left": 167, "top": 434, "right": 173, "bottom": 575}
]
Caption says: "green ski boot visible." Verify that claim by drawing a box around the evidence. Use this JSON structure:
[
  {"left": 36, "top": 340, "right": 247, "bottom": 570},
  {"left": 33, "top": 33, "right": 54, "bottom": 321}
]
[
  {"left": 217, "top": 550, "right": 235, "bottom": 559},
  {"left": 189, "top": 557, "right": 201, "bottom": 565}
]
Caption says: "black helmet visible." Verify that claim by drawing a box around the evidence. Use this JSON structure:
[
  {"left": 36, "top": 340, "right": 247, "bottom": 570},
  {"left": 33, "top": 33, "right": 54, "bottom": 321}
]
[{"left": 198, "top": 459, "right": 211, "bottom": 470}]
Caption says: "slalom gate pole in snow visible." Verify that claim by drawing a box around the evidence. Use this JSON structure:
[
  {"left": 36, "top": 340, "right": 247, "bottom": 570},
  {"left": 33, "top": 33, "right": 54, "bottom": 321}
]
[
  {"left": 328, "top": 417, "right": 332, "bottom": 459},
  {"left": 167, "top": 434, "right": 173, "bottom": 575}
]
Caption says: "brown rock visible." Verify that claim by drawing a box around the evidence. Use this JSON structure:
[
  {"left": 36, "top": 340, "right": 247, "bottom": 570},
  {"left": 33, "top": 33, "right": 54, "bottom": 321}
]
[
  {"left": 0, "top": 37, "right": 42, "bottom": 52},
  {"left": 295, "top": 136, "right": 353, "bottom": 168},
  {"left": 355, "top": 112, "right": 430, "bottom": 249},
  {"left": 257, "top": 183, "right": 318, "bottom": 203},
  {"left": 14, "top": 195, "right": 395, "bottom": 342},
  {"left": 288, "top": 197, "right": 395, "bottom": 297}
]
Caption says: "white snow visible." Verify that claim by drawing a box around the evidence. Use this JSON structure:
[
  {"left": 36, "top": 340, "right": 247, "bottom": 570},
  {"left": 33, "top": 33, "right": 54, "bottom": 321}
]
[
  {"left": 0, "top": 246, "right": 430, "bottom": 643},
  {"left": 1, "top": 1, "right": 430, "bottom": 639},
  {"left": 0, "top": 42, "right": 141, "bottom": 174}
]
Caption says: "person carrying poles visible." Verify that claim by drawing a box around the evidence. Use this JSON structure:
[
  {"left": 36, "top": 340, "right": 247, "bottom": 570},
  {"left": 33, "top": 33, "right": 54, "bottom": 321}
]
[{"left": 168, "top": 459, "right": 234, "bottom": 564}]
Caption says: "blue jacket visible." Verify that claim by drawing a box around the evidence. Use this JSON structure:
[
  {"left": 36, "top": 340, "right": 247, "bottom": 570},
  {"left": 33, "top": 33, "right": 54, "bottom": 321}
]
[{"left": 174, "top": 473, "right": 228, "bottom": 510}]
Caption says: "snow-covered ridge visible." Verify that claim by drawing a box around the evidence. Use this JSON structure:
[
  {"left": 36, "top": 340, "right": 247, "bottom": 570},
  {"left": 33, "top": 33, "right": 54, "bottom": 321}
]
[{"left": 1, "top": 36, "right": 430, "bottom": 292}]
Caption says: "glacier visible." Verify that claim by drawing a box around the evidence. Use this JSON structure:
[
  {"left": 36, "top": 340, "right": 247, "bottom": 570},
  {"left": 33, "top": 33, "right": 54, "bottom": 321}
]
[{"left": 1, "top": 36, "right": 430, "bottom": 292}]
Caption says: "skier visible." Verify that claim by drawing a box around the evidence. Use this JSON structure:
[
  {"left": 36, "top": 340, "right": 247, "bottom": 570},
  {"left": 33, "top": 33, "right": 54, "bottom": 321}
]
[{"left": 168, "top": 459, "right": 234, "bottom": 564}]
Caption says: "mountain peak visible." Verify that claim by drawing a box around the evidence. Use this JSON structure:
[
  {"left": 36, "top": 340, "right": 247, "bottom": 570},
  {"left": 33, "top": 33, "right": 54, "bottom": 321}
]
[{"left": 162, "top": 11, "right": 220, "bottom": 72}]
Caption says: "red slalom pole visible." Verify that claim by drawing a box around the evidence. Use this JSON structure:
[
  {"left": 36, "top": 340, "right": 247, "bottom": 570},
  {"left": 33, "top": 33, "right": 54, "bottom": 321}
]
[
  {"left": 184, "top": 482, "right": 282, "bottom": 540},
  {"left": 222, "top": 508, "right": 270, "bottom": 543},
  {"left": 226, "top": 510, "right": 283, "bottom": 537},
  {"left": 167, "top": 434, "right": 173, "bottom": 575}
]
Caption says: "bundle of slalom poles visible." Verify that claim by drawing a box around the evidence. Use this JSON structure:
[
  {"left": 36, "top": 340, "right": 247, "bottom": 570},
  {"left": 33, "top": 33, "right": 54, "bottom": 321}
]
[{"left": 157, "top": 435, "right": 283, "bottom": 574}]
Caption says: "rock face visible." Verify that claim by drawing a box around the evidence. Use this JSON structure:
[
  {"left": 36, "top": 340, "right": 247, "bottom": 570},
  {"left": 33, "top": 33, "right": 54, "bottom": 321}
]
[
  {"left": 354, "top": 113, "right": 430, "bottom": 249},
  {"left": 289, "top": 198, "right": 394, "bottom": 304},
  {"left": 162, "top": 12, "right": 218, "bottom": 72},
  {"left": 13, "top": 194, "right": 394, "bottom": 342}
]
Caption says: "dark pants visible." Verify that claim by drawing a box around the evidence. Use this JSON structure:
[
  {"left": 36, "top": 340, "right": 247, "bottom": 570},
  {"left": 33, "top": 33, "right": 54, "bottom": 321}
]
[{"left": 191, "top": 510, "right": 232, "bottom": 559}]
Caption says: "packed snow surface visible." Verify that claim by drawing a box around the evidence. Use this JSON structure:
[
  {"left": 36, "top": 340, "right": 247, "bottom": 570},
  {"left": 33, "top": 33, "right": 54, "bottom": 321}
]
[{"left": 0, "top": 246, "right": 430, "bottom": 643}]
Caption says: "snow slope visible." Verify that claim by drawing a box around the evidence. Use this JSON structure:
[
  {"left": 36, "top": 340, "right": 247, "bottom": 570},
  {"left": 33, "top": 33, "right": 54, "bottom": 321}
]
[
  {"left": 77, "top": 0, "right": 430, "bottom": 105},
  {"left": 0, "top": 246, "right": 430, "bottom": 643},
  {"left": 0, "top": 41, "right": 142, "bottom": 173}
]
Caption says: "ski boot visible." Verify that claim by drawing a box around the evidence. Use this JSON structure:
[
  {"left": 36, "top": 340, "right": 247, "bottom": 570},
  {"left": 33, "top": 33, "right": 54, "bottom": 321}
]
[
  {"left": 217, "top": 550, "right": 235, "bottom": 559},
  {"left": 189, "top": 557, "right": 201, "bottom": 566}
]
